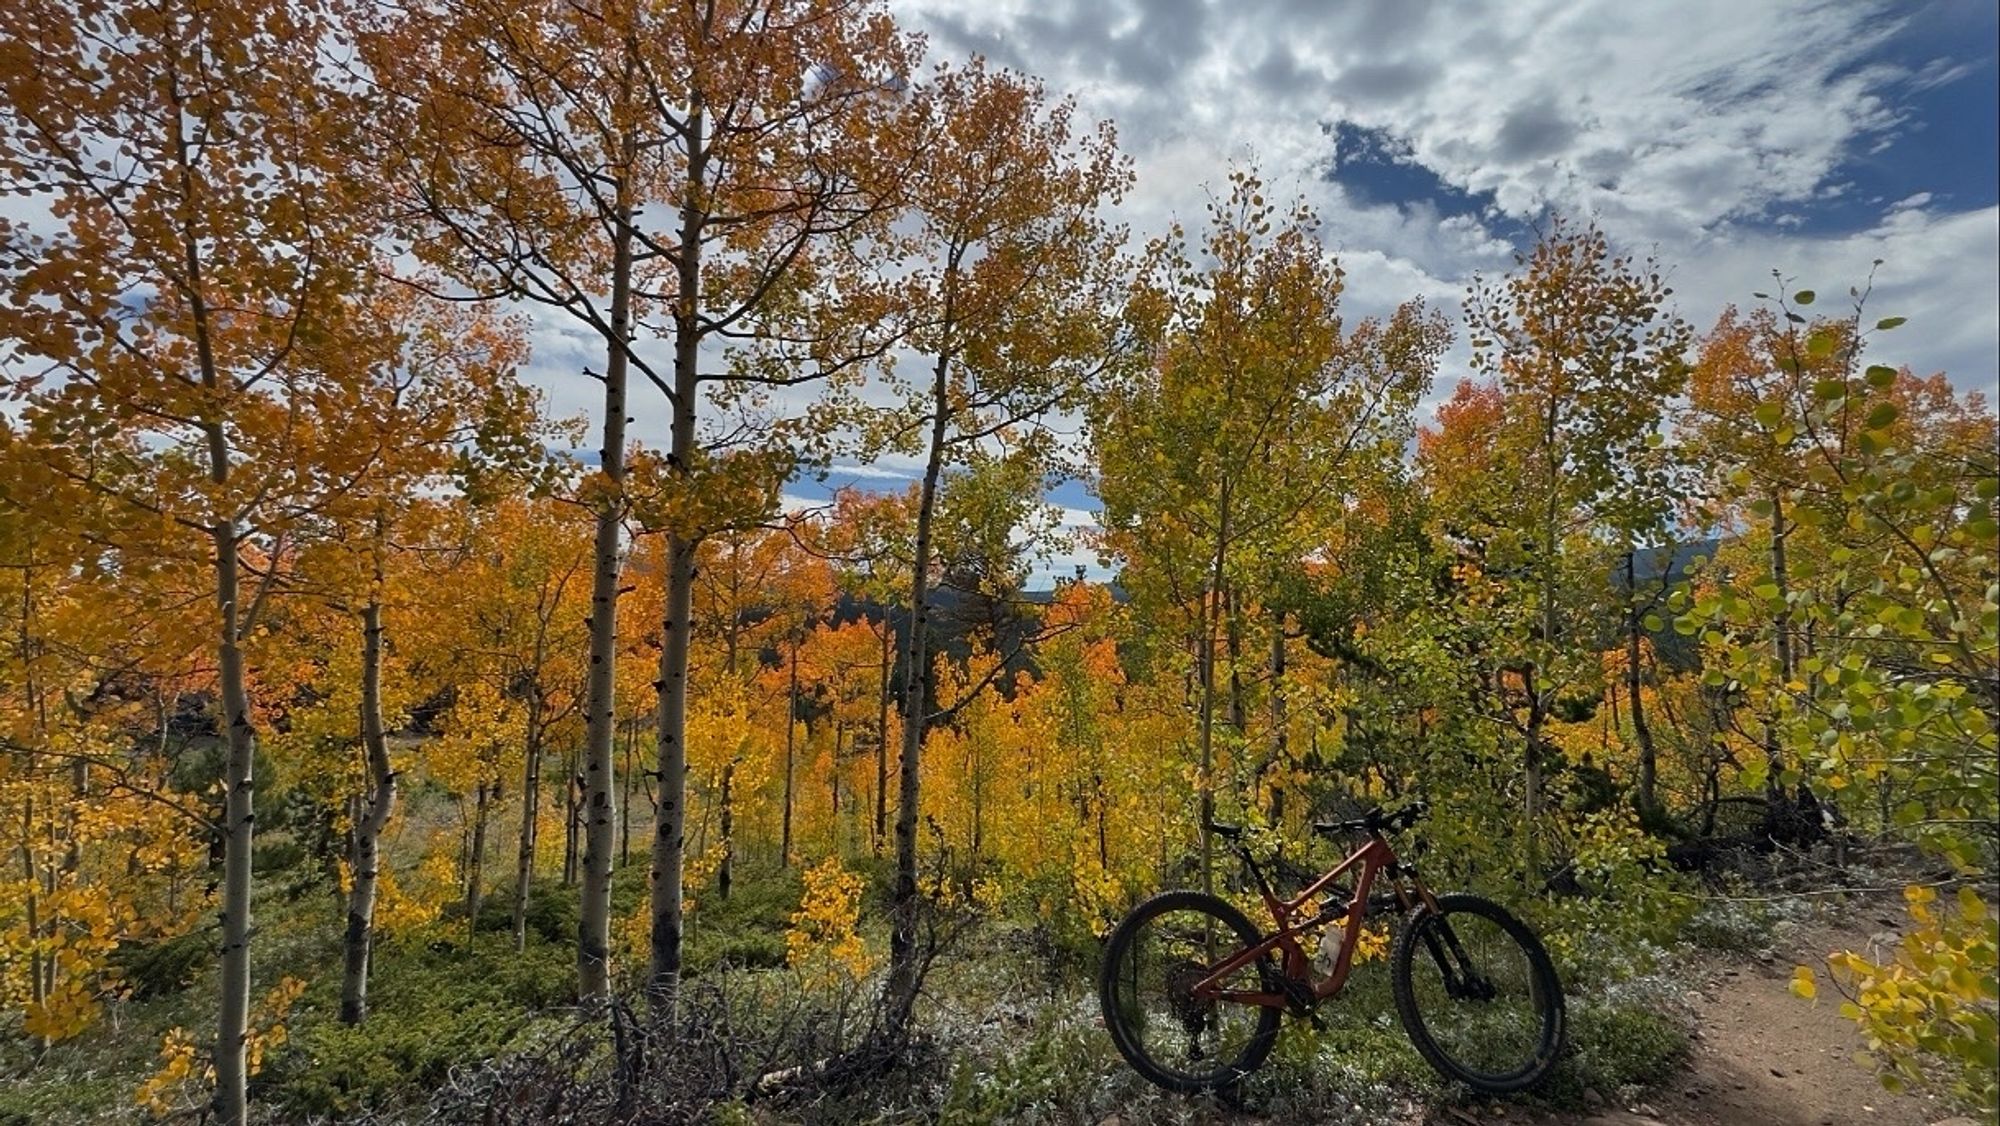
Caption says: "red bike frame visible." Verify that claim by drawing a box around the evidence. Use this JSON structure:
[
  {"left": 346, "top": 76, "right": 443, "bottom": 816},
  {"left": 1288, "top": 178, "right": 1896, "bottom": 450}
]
[{"left": 1192, "top": 833, "right": 1440, "bottom": 1009}]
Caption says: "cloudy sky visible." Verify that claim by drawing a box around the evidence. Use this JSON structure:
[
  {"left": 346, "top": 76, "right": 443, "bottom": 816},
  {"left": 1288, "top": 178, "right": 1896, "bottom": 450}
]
[
  {"left": 884, "top": 0, "right": 1997, "bottom": 371},
  {"left": 523, "top": 0, "right": 1998, "bottom": 580}
]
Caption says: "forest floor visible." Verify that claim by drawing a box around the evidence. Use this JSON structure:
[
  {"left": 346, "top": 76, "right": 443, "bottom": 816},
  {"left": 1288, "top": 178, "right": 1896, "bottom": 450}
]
[
  {"left": 1448, "top": 897, "right": 1969, "bottom": 1126},
  {"left": 4, "top": 845, "right": 1985, "bottom": 1126}
]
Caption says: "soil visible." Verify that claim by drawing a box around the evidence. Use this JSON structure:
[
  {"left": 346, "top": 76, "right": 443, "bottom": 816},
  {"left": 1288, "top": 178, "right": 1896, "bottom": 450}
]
[{"left": 1490, "top": 902, "right": 1975, "bottom": 1126}]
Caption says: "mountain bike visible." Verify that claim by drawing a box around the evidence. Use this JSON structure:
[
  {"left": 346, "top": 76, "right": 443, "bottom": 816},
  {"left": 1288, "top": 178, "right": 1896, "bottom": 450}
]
[{"left": 1098, "top": 801, "right": 1566, "bottom": 1094}]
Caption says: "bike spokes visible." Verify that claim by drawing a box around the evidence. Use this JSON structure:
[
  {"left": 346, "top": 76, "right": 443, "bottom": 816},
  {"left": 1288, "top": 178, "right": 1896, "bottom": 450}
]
[
  {"left": 1104, "top": 901, "right": 1274, "bottom": 1087},
  {"left": 1406, "top": 910, "right": 1551, "bottom": 1080}
]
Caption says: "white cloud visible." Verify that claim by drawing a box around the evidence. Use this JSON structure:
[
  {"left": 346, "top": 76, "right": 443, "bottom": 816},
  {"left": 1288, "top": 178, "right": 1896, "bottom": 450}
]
[
  {"left": 890, "top": 0, "right": 1998, "bottom": 389},
  {"left": 480, "top": 0, "right": 1993, "bottom": 580}
]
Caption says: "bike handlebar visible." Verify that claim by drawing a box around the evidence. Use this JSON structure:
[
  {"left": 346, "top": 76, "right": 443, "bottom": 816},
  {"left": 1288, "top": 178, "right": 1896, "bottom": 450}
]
[
  {"left": 1313, "top": 800, "right": 1429, "bottom": 837},
  {"left": 1205, "top": 801, "right": 1428, "bottom": 843}
]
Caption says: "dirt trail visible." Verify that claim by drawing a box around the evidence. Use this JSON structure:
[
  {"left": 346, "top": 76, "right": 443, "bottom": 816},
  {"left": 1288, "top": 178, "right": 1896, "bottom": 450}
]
[{"left": 1514, "top": 907, "right": 1973, "bottom": 1126}]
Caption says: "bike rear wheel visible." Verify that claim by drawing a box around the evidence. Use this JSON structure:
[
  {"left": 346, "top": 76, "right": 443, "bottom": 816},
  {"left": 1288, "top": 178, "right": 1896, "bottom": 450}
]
[
  {"left": 1392, "top": 892, "right": 1566, "bottom": 1093},
  {"left": 1098, "top": 889, "right": 1283, "bottom": 1092}
]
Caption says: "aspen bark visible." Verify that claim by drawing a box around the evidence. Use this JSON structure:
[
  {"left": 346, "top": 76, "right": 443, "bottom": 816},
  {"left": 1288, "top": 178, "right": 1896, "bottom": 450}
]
[
  {"left": 1268, "top": 612, "right": 1287, "bottom": 823},
  {"left": 340, "top": 594, "right": 397, "bottom": 1025},
  {"left": 781, "top": 636, "right": 799, "bottom": 867},
  {"left": 648, "top": 102, "right": 705, "bottom": 1008},
  {"left": 1627, "top": 550, "right": 1661, "bottom": 820},
  {"left": 212, "top": 510, "right": 256, "bottom": 1125},
  {"left": 887, "top": 337, "right": 952, "bottom": 1033},
  {"left": 512, "top": 706, "right": 543, "bottom": 952},
  {"left": 1765, "top": 488, "right": 1795, "bottom": 793},
  {"left": 874, "top": 619, "right": 892, "bottom": 852},
  {"left": 466, "top": 781, "right": 490, "bottom": 929},
  {"left": 576, "top": 119, "right": 637, "bottom": 999}
]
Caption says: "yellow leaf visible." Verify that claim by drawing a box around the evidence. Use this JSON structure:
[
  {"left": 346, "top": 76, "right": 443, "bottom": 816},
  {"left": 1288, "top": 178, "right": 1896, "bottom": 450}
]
[{"left": 1791, "top": 965, "right": 1818, "bottom": 1000}]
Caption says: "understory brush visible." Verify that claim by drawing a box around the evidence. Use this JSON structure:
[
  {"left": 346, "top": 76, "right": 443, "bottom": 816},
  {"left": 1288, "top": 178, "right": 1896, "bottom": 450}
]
[
  {"left": 0, "top": 867, "right": 1706, "bottom": 1124},
  {"left": 261, "top": 931, "right": 577, "bottom": 1119}
]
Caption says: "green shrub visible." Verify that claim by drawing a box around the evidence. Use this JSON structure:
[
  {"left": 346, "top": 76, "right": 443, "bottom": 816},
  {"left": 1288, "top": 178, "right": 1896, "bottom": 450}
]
[
  {"left": 1534, "top": 991, "right": 1689, "bottom": 1107},
  {"left": 253, "top": 831, "right": 308, "bottom": 872},
  {"left": 262, "top": 932, "right": 575, "bottom": 1117},
  {"left": 939, "top": 1013, "right": 1114, "bottom": 1122},
  {"left": 688, "top": 928, "right": 787, "bottom": 972},
  {"left": 109, "top": 930, "right": 210, "bottom": 1000},
  {"left": 472, "top": 879, "right": 578, "bottom": 946},
  {"left": 682, "top": 865, "right": 803, "bottom": 974},
  {"left": 263, "top": 999, "right": 535, "bottom": 1117}
]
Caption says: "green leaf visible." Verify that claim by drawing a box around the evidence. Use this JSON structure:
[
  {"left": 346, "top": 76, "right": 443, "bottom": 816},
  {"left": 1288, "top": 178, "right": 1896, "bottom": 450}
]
[
  {"left": 1865, "top": 402, "right": 1899, "bottom": 430},
  {"left": 1794, "top": 289, "right": 1816, "bottom": 305},
  {"left": 1641, "top": 613, "right": 1663, "bottom": 632},
  {"left": 1754, "top": 401, "right": 1785, "bottom": 427},
  {"left": 1865, "top": 364, "right": 1898, "bottom": 389},
  {"left": 1740, "top": 757, "right": 1769, "bottom": 789},
  {"left": 1807, "top": 329, "right": 1837, "bottom": 356},
  {"left": 1874, "top": 316, "right": 1906, "bottom": 330}
]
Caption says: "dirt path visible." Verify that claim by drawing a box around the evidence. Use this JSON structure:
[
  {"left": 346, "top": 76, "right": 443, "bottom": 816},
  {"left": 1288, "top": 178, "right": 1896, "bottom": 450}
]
[{"left": 1518, "top": 907, "right": 1973, "bottom": 1126}]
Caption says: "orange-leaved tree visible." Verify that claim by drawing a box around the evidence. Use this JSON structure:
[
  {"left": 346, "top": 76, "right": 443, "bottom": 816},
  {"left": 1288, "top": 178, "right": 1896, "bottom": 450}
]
[
  {"left": 865, "top": 58, "right": 1132, "bottom": 1031},
  {"left": 360, "top": 0, "right": 914, "bottom": 1004},
  {"left": 274, "top": 286, "right": 535, "bottom": 1024},
  {"left": 0, "top": 0, "right": 379, "bottom": 1117}
]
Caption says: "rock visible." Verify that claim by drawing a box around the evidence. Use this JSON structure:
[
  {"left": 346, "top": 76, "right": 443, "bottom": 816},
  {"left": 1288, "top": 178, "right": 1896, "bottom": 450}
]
[
  {"left": 1769, "top": 1067, "right": 1787, "bottom": 1078},
  {"left": 1582, "top": 1087, "right": 1607, "bottom": 1108},
  {"left": 1929, "top": 1119, "right": 1983, "bottom": 1126}
]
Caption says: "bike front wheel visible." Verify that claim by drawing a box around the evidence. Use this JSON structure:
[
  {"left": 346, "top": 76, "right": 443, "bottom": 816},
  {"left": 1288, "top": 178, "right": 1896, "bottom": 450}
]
[
  {"left": 1392, "top": 892, "right": 1566, "bottom": 1093},
  {"left": 1098, "top": 889, "right": 1283, "bottom": 1092}
]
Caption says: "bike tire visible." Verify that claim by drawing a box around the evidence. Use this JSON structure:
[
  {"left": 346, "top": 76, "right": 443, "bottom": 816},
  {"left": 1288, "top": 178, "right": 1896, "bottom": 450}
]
[
  {"left": 1391, "top": 892, "right": 1566, "bottom": 1094},
  {"left": 1098, "top": 889, "right": 1283, "bottom": 1093}
]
